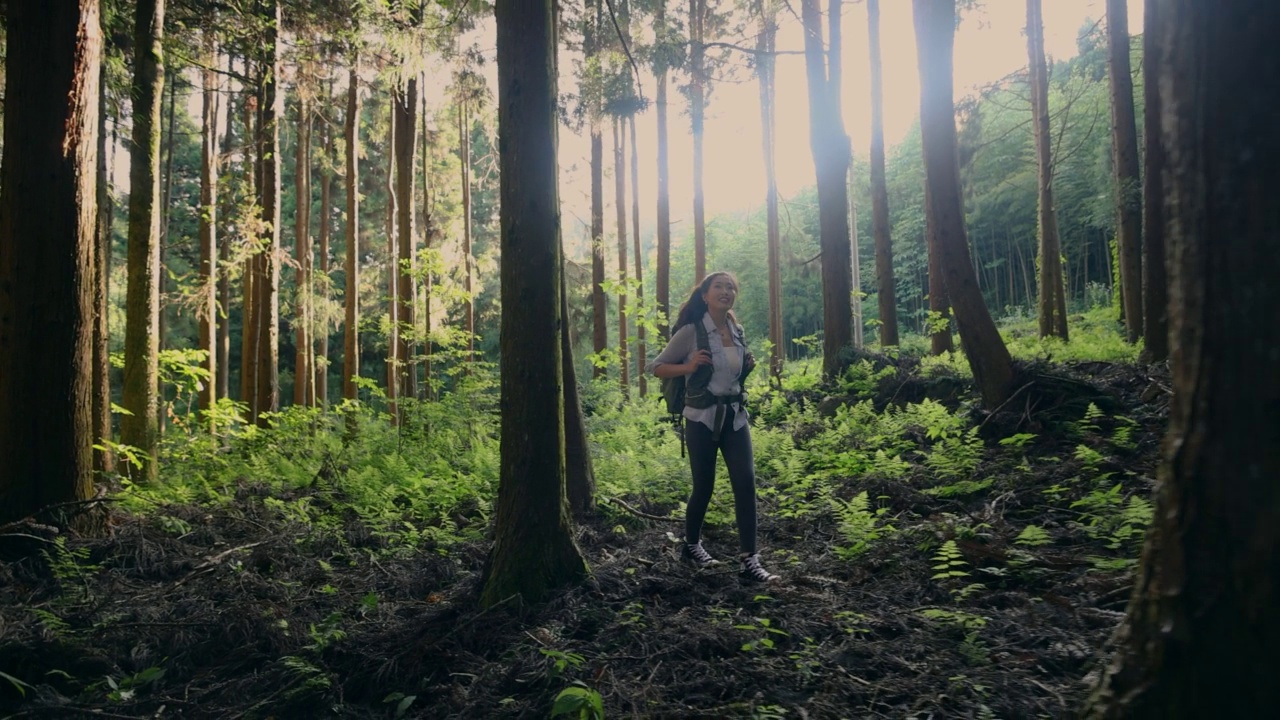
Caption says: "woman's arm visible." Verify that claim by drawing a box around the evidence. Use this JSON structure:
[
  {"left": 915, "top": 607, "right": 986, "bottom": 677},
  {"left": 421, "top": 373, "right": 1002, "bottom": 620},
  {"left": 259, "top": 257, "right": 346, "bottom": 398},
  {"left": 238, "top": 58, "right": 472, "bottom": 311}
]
[{"left": 646, "top": 324, "right": 703, "bottom": 377}]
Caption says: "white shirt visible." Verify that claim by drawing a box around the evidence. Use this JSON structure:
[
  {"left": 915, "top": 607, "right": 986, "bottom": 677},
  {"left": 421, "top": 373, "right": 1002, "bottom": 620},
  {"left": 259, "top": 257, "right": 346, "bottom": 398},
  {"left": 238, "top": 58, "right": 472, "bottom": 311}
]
[{"left": 645, "top": 312, "right": 750, "bottom": 434}]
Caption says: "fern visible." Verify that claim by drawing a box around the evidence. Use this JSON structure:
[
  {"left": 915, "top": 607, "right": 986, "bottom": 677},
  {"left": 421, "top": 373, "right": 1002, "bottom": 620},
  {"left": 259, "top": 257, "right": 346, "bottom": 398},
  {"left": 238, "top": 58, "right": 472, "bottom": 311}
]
[
  {"left": 831, "top": 492, "right": 893, "bottom": 559},
  {"left": 1014, "top": 525, "right": 1053, "bottom": 547}
]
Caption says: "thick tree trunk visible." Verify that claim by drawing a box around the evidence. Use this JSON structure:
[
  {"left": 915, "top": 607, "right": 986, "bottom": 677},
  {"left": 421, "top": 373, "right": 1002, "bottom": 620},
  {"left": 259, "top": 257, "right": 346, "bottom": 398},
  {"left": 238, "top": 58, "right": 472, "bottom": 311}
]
[
  {"left": 343, "top": 65, "right": 361, "bottom": 401},
  {"left": 801, "top": 0, "right": 854, "bottom": 377},
  {"left": 613, "top": 117, "right": 630, "bottom": 396},
  {"left": 483, "top": 0, "right": 587, "bottom": 607},
  {"left": 1139, "top": 0, "right": 1168, "bottom": 363},
  {"left": 0, "top": 0, "right": 101, "bottom": 522},
  {"left": 254, "top": 0, "right": 282, "bottom": 425},
  {"left": 294, "top": 94, "right": 313, "bottom": 408},
  {"left": 867, "top": 0, "right": 898, "bottom": 347},
  {"left": 316, "top": 89, "right": 332, "bottom": 406},
  {"left": 385, "top": 106, "right": 398, "bottom": 411},
  {"left": 758, "top": 3, "right": 784, "bottom": 381},
  {"left": 629, "top": 116, "right": 646, "bottom": 396},
  {"left": 1107, "top": 0, "right": 1142, "bottom": 343},
  {"left": 1084, "top": 2, "right": 1280, "bottom": 715},
  {"left": 121, "top": 0, "right": 164, "bottom": 481},
  {"left": 655, "top": 64, "right": 672, "bottom": 339},
  {"left": 925, "top": 182, "right": 955, "bottom": 354},
  {"left": 913, "top": 0, "right": 1014, "bottom": 409},
  {"left": 199, "top": 31, "right": 220, "bottom": 419},
  {"left": 563, "top": 254, "right": 597, "bottom": 519},
  {"left": 460, "top": 98, "right": 475, "bottom": 367},
  {"left": 394, "top": 79, "right": 417, "bottom": 401},
  {"left": 240, "top": 69, "right": 258, "bottom": 410},
  {"left": 590, "top": 115, "right": 607, "bottom": 378},
  {"left": 690, "top": 0, "right": 707, "bottom": 281},
  {"left": 93, "top": 63, "right": 116, "bottom": 474},
  {"left": 1027, "top": 0, "right": 1069, "bottom": 340}
]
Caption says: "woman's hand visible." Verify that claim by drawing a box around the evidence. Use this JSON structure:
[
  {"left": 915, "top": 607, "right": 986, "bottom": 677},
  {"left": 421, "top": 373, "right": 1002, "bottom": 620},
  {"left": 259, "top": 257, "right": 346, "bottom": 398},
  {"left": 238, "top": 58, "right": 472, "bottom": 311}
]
[
  {"left": 744, "top": 351, "right": 756, "bottom": 374},
  {"left": 686, "top": 349, "right": 713, "bottom": 375}
]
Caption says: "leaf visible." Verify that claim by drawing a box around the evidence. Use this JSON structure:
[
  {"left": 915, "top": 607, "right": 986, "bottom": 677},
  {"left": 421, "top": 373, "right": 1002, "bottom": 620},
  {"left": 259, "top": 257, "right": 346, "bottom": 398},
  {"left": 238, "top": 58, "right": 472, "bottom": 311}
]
[
  {"left": 395, "top": 695, "right": 417, "bottom": 718},
  {"left": 551, "top": 687, "right": 589, "bottom": 717},
  {"left": 1, "top": 670, "right": 31, "bottom": 697}
]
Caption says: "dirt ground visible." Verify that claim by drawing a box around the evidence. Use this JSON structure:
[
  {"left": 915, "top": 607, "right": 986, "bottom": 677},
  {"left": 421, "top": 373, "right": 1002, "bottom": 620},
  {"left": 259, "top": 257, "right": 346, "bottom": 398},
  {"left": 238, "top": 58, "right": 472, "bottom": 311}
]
[{"left": 0, "top": 360, "right": 1169, "bottom": 719}]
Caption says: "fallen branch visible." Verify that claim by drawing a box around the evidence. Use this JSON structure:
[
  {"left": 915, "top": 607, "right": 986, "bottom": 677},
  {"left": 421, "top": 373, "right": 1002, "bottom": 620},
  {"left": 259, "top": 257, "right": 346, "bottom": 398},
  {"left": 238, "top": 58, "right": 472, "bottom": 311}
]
[{"left": 605, "top": 496, "right": 681, "bottom": 523}]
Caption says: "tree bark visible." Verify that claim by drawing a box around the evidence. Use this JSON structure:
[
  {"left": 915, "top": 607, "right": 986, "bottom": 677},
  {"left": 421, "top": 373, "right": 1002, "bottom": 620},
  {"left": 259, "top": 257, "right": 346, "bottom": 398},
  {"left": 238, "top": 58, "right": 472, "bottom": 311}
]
[
  {"left": 758, "top": 1, "right": 784, "bottom": 381},
  {"left": 419, "top": 86, "right": 434, "bottom": 399},
  {"left": 217, "top": 58, "right": 235, "bottom": 403},
  {"left": 1107, "top": 0, "right": 1142, "bottom": 343},
  {"left": 629, "top": 116, "right": 646, "bottom": 396},
  {"left": 484, "top": 0, "right": 587, "bottom": 607},
  {"left": 241, "top": 67, "right": 258, "bottom": 411},
  {"left": 385, "top": 104, "right": 398, "bottom": 412},
  {"left": 316, "top": 82, "right": 332, "bottom": 406},
  {"left": 158, "top": 75, "right": 177, "bottom": 359},
  {"left": 613, "top": 116, "right": 630, "bottom": 397},
  {"left": 867, "top": 0, "right": 898, "bottom": 347},
  {"left": 199, "top": 31, "right": 220, "bottom": 420},
  {"left": 913, "top": 0, "right": 1014, "bottom": 409},
  {"left": 343, "top": 65, "right": 361, "bottom": 401},
  {"left": 690, "top": 0, "right": 707, "bottom": 281},
  {"left": 459, "top": 97, "right": 475, "bottom": 367},
  {"left": 925, "top": 181, "right": 955, "bottom": 354},
  {"left": 294, "top": 93, "right": 313, "bottom": 408},
  {"left": 1138, "top": 0, "right": 1168, "bottom": 363},
  {"left": 253, "top": 0, "right": 282, "bottom": 425},
  {"left": 801, "top": 0, "right": 854, "bottom": 377},
  {"left": 655, "top": 0, "right": 672, "bottom": 340},
  {"left": 120, "top": 0, "right": 164, "bottom": 481},
  {"left": 1027, "top": 0, "right": 1069, "bottom": 340},
  {"left": 590, "top": 107, "right": 607, "bottom": 376},
  {"left": 394, "top": 79, "right": 418, "bottom": 401},
  {"left": 1084, "top": 2, "right": 1280, "bottom": 715},
  {"left": 563, "top": 254, "right": 597, "bottom": 519},
  {"left": 93, "top": 62, "right": 116, "bottom": 474},
  {"left": 0, "top": 0, "right": 101, "bottom": 522}
]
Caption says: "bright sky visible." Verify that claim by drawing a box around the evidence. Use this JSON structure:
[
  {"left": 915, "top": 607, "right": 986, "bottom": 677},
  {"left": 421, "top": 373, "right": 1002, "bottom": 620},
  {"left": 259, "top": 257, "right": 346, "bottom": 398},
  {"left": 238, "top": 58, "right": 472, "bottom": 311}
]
[{"left": 553, "top": 0, "right": 1143, "bottom": 249}]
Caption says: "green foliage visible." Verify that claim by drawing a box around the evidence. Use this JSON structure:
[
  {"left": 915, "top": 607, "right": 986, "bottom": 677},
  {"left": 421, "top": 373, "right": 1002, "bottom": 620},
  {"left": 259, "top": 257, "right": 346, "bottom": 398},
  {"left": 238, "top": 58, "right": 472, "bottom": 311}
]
[
  {"left": 1014, "top": 525, "right": 1053, "bottom": 547},
  {"left": 734, "top": 617, "right": 789, "bottom": 653},
  {"left": 831, "top": 492, "right": 894, "bottom": 560},
  {"left": 551, "top": 682, "right": 605, "bottom": 720}
]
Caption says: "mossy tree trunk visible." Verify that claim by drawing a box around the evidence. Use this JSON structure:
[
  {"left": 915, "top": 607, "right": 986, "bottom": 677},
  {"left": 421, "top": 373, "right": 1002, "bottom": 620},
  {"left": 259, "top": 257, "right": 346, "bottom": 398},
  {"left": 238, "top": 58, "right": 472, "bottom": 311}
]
[{"left": 1107, "top": 0, "right": 1143, "bottom": 344}]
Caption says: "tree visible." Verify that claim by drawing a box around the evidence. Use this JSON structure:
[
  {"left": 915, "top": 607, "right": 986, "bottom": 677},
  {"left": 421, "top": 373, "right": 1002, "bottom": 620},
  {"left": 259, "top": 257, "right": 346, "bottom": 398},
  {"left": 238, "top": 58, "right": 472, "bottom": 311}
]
[
  {"left": 482, "top": 0, "right": 587, "bottom": 607},
  {"left": 800, "top": 0, "right": 854, "bottom": 376},
  {"left": 588, "top": 0, "right": 608, "bottom": 377},
  {"left": 1027, "top": 0, "right": 1068, "bottom": 340},
  {"left": 867, "top": 0, "right": 898, "bottom": 348},
  {"left": 121, "top": 0, "right": 165, "bottom": 481},
  {"left": 689, "top": 0, "right": 708, "bottom": 280},
  {"left": 294, "top": 87, "right": 314, "bottom": 407},
  {"left": 1107, "top": 0, "right": 1142, "bottom": 343},
  {"left": 563, "top": 256, "right": 597, "bottom": 519},
  {"left": 1139, "top": 0, "right": 1168, "bottom": 363},
  {"left": 199, "top": 30, "right": 220, "bottom": 420},
  {"left": 252, "top": 0, "right": 282, "bottom": 424},
  {"left": 0, "top": 0, "right": 102, "bottom": 522},
  {"left": 613, "top": 116, "right": 630, "bottom": 396},
  {"left": 394, "top": 78, "right": 418, "bottom": 400},
  {"left": 458, "top": 83, "right": 476, "bottom": 366},
  {"left": 93, "top": 62, "right": 116, "bottom": 475},
  {"left": 756, "top": 0, "right": 784, "bottom": 379},
  {"left": 654, "top": 0, "right": 673, "bottom": 339},
  {"left": 629, "top": 116, "right": 647, "bottom": 396},
  {"left": 343, "top": 65, "right": 361, "bottom": 401},
  {"left": 913, "top": 0, "right": 1014, "bottom": 409},
  {"left": 316, "top": 78, "right": 334, "bottom": 406},
  {"left": 1084, "top": 2, "right": 1280, "bottom": 715}
]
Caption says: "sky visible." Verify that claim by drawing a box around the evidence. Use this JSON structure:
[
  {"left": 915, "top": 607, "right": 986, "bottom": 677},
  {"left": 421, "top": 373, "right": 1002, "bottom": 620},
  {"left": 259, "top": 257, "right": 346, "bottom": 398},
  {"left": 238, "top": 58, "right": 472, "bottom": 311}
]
[{"left": 547, "top": 0, "right": 1144, "bottom": 249}]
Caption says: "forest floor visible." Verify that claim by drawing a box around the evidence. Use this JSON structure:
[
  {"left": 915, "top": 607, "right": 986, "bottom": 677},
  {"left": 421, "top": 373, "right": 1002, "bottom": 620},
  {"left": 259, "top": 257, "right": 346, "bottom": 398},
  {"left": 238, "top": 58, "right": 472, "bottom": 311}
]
[{"left": 0, "top": 357, "right": 1169, "bottom": 719}]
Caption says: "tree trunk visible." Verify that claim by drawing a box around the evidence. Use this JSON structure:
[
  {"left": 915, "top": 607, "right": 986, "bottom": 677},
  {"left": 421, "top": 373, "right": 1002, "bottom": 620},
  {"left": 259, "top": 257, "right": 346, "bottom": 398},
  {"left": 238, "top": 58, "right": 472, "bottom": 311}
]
[
  {"left": 217, "top": 57, "right": 234, "bottom": 402},
  {"left": 690, "top": 0, "right": 707, "bottom": 281},
  {"left": 254, "top": 0, "right": 282, "bottom": 425},
  {"left": 590, "top": 108, "right": 607, "bottom": 378},
  {"left": 629, "top": 116, "right": 646, "bottom": 396},
  {"left": 925, "top": 181, "right": 955, "bottom": 354},
  {"left": 316, "top": 84, "right": 332, "bottom": 406},
  {"left": 913, "top": 0, "right": 1014, "bottom": 409},
  {"left": 1139, "top": 0, "right": 1168, "bottom": 363},
  {"left": 120, "top": 0, "right": 164, "bottom": 481},
  {"left": 563, "top": 254, "right": 597, "bottom": 519},
  {"left": 385, "top": 105, "right": 398, "bottom": 412},
  {"left": 801, "top": 0, "right": 854, "bottom": 377},
  {"left": 655, "top": 4, "right": 672, "bottom": 340},
  {"left": 158, "top": 75, "right": 177, "bottom": 361},
  {"left": 1107, "top": 0, "right": 1142, "bottom": 343},
  {"left": 93, "top": 62, "right": 116, "bottom": 474},
  {"left": 343, "top": 65, "right": 361, "bottom": 401},
  {"left": 199, "top": 31, "right": 220, "bottom": 420},
  {"left": 1027, "top": 0, "right": 1069, "bottom": 340},
  {"left": 394, "top": 79, "right": 418, "bottom": 401},
  {"left": 484, "top": 0, "right": 587, "bottom": 607},
  {"left": 240, "top": 67, "right": 258, "bottom": 411},
  {"left": 1084, "top": 2, "right": 1280, "bottom": 715},
  {"left": 294, "top": 93, "right": 313, "bottom": 408},
  {"left": 867, "top": 0, "right": 898, "bottom": 348},
  {"left": 0, "top": 0, "right": 101, "bottom": 523},
  {"left": 419, "top": 87, "right": 434, "bottom": 399},
  {"left": 758, "top": 2, "right": 784, "bottom": 381},
  {"left": 613, "top": 117, "right": 630, "bottom": 397}
]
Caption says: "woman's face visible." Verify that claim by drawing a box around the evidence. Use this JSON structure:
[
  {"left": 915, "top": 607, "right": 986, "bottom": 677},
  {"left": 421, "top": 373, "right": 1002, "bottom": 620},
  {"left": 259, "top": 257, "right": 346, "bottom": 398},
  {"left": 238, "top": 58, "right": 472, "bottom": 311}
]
[{"left": 701, "top": 275, "right": 738, "bottom": 314}]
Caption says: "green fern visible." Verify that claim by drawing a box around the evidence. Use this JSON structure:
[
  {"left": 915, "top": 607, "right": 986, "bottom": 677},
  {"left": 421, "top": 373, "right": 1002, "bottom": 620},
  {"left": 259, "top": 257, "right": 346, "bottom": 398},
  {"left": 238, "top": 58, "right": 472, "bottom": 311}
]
[
  {"left": 1014, "top": 525, "right": 1053, "bottom": 547},
  {"left": 831, "top": 492, "right": 894, "bottom": 559}
]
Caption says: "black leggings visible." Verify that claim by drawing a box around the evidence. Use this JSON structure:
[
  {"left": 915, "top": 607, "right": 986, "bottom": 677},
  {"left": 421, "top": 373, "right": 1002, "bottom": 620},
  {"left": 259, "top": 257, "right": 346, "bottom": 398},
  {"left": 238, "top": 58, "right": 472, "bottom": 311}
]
[{"left": 684, "top": 406, "right": 758, "bottom": 555}]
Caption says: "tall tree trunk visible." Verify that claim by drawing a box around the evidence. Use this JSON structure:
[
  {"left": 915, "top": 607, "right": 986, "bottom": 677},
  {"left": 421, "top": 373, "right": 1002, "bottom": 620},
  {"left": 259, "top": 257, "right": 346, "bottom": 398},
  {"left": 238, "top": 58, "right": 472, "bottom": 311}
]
[
  {"left": 199, "top": 31, "right": 220, "bottom": 420},
  {"left": 758, "top": 1, "right": 784, "bottom": 381},
  {"left": 240, "top": 67, "right": 258, "bottom": 411},
  {"left": 913, "top": 0, "right": 1014, "bottom": 409},
  {"left": 690, "top": 0, "right": 707, "bottom": 281},
  {"left": 926, "top": 182, "right": 955, "bottom": 354},
  {"left": 460, "top": 98, "right": 475, "bottom": 367},
  {"left": 1139, "top": 0, "right": 1168, "bottom": 363},
  {"left": 563, "top": 254, "right": 596, "bottom": 519},
  {"left": 800, "top": 0, "right": 854, "bottom": 377},
  {"left": 157, "top": 76, "right": 177, "bottom": 367},
  {"left": 629, "top": 116, "right": 646, "bottom": 396},
  {"left": 613, "top": 116, "right": 630, "bottom": 396},
  {"left": 0, "top": 0, "right": 101, "bottom": 522},
  {"left": 1084, "top": 2, "right": 1280, "bottom": 714},
  {"left": 217, "top": 58, "right": 235, "bottom": 402},
  {"left": 294, "top": 94, "right": 313, "bottom": 408},
  {"left": 483, "top": 0, "right": 587, "bottom": 608},
  {"left": 867, "top": 0, "right": 899, "bottom": 347},
  {"left": 589, "top": 87, "right": 607, "bottom": 375},
  {"left": 93, "top": 62, "right": 116, "bottom": 474},
  {"left": 121, "top": 0, "right": 164, "bottom": 481},
  {"left": 342, "top": 65, "right": 361, "bottom": 401},
  {"left": 1107, "top": 0, "right": 1142, "bottom": 343},
  {"left": 419, "top": 86, "right": 434, "bottom": 398},
  {"left": 849, "top": 174, "right": 863, "bottom": 348},
  {"left": 1027, "top": 0, "right": 1069, "bottom": 340},
  {"left": 254, "top": 1, "right": 282, "bottom": 425},
  {"left": 394, "top": 79, "right": 418, "bottom": 401},
  {"left": 316, "top": 82, "right": 332, "bottom": 406},
  {"left": 385, "top": 104, "right": 398, "bottom": 411},
  {"left": 655, "top": 0, "right": 672, "bottom": 340}
]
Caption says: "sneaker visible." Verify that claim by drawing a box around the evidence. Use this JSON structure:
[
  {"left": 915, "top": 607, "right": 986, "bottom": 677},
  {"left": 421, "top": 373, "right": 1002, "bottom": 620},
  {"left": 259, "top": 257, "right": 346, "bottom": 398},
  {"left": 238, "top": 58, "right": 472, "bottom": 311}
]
[
  {"left": 740, "top": 553, "right": 779, "bottom": 583},
  {"left": 681, "top": 541, "right": 720, "bottom": 568}
]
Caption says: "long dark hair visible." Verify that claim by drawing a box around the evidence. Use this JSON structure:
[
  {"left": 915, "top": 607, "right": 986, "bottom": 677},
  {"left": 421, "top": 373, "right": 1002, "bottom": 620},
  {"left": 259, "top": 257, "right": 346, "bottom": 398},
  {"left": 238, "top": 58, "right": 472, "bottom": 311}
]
[{"left": 672, "top": 271, "right": 740, "bottom": 332}]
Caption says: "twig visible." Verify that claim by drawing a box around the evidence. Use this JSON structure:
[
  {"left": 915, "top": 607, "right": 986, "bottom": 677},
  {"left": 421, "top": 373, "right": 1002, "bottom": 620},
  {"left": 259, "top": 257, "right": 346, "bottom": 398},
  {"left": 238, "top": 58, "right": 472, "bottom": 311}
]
[
  {"left": 604, "top": 497, "right": 680, "bottom": 523},
  {"left": 604, "top": 0, "right": 646, "bottom": 102},
  {"left": 978, "top": 381, "right": 1036, "bottom": 429},
  {"left": 172, "top": 541, "right": 268, "bottom": 587}
]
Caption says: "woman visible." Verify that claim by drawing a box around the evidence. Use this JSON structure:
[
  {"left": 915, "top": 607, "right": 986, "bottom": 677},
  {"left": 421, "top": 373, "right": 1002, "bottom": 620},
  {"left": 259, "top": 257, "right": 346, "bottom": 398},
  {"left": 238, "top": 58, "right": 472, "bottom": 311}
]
[{"left": 647, "top": 272, "right": 778, "bottom": 583}]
